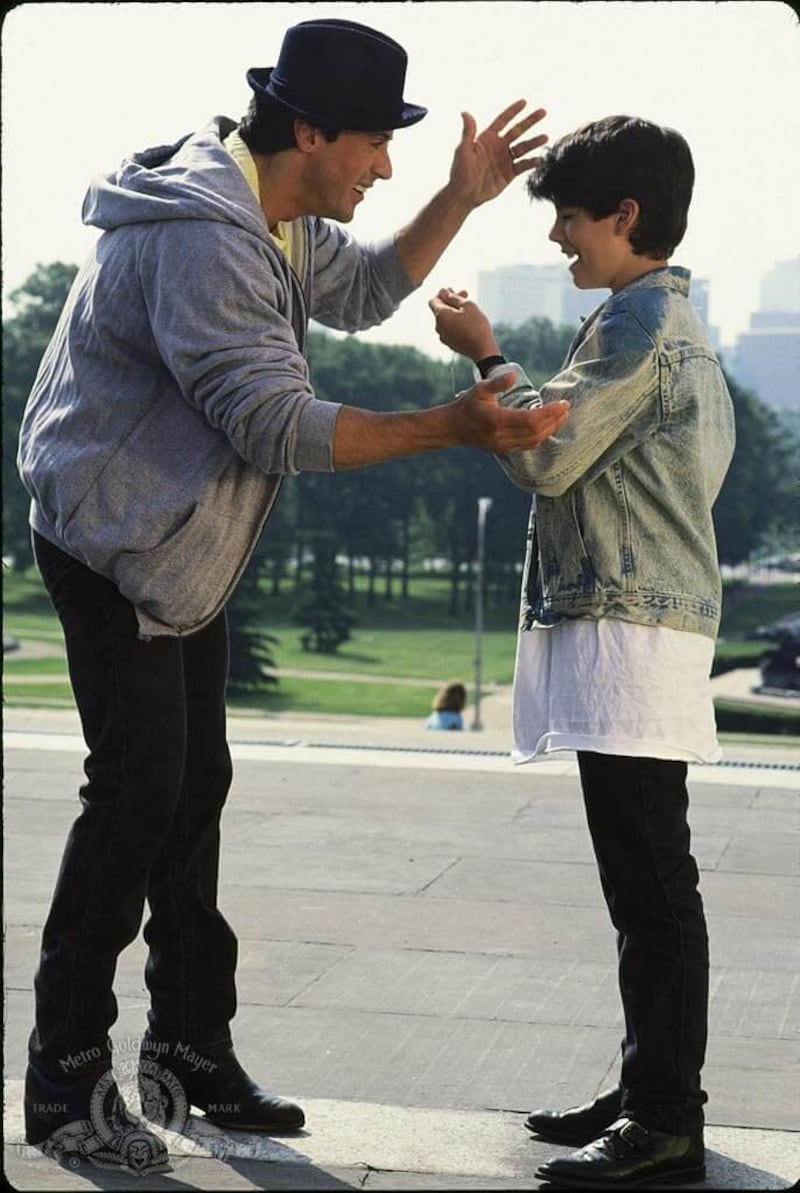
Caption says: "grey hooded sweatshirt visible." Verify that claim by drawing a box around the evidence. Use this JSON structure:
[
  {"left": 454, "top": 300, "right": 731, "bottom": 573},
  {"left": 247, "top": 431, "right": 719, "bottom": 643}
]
[{"left": 17, "top": 117, "right": 416, "bottom": 637}]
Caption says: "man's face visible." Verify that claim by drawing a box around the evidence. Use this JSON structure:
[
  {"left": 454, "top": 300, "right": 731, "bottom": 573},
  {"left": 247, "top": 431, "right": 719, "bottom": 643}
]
[
  {"left": 303, "top": 129, "right": 394, "bottom": 222},
  {"left": 549, "top": 205, "right": 633, "bottom": 292}
]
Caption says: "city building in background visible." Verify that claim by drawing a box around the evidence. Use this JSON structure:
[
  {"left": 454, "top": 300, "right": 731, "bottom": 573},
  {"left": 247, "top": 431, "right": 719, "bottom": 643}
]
[
  {"left": 476, "top": 264, "right": 585, "bottom": 328},
  {"left": 686, "top": 278, "right": 721, "bottom": 353},
  {"left": 731, "top": 260, "right": 800, "bottom": 412},
  {"left": 477, "top": 263, "right": 720, "bottom": 348},
  {"left": 476, "top": 259, "right": 800, "bottom": 414}
]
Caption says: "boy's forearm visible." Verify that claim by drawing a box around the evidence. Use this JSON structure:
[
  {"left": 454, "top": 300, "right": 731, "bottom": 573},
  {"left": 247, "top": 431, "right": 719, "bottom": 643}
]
[{"left": 491, "top": 351, "right": 662, "bottom": 497}]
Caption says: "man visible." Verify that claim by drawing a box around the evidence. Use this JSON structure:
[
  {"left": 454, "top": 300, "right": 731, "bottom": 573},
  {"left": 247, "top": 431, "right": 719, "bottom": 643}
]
[{"left": 17, "top": 17, "right": 568, "bottom": 1173}]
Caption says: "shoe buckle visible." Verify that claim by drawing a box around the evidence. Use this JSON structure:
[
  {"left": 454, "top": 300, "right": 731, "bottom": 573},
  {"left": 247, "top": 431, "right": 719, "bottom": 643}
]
[{"left": 618, "top": 1119, "right": 650, "bottom": 1150}]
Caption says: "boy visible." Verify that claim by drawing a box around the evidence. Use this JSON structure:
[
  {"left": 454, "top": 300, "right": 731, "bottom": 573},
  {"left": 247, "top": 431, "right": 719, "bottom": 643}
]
[{"left": 429, "top": 115, "right": 735, "bottom": 1187}]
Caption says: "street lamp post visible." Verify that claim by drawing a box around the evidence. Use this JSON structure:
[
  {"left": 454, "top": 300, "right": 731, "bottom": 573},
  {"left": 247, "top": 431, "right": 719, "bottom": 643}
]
[{"left": 472, "top": 496, "right": 493, "bottom": 731}]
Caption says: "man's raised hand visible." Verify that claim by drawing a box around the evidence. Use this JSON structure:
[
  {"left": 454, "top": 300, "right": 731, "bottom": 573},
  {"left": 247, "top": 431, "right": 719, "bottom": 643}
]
[{"left": 449, "top": 100, "right": 548, "bottom": 209}]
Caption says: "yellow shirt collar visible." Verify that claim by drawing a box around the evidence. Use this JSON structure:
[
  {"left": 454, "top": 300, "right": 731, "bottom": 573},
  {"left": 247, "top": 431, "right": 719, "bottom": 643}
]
[{"left": 224, "top": 127, "right": 295, "bottom": 263}]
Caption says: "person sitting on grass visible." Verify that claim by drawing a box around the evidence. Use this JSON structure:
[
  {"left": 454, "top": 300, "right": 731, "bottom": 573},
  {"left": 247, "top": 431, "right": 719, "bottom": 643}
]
[{"left": 426, "top": 680, "right": 467, "bottom": 730}]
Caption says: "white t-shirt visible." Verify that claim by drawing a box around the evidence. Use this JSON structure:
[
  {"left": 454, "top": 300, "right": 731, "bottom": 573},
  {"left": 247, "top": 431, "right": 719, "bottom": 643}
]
[{"left": 512, "top": 618, "right": 722, "bottom": 765}]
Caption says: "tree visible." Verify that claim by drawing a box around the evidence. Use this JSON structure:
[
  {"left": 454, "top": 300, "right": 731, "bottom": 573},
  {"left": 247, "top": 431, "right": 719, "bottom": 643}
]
[
  {"left": 227, "top": 554, "right": 280, "bottom": 691},
  {"left": 714, "top": 372, "right": 798, "bottom": 564},
  {"left": 495, "top": 317, "right": 576, "bottom": 386},
  {"left": 8, "top": 263, "right": 795, "bottom": 657},
  {"left": 292, "top": 530, "right": 359, "bottom": 653},
  {"left": 303, "top": 331, "right": 451, "bottom": 605},
  {"left": 2, "top": 262, "right": 79, "bottom": 568},
  {"left": 417, "top": 339, "right": 554, "bottom": 619}
]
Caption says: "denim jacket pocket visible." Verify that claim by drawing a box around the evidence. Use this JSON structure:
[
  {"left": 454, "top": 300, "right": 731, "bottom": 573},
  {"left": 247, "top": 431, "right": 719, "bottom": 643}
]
[{"left": 538, "top": 495, "right": 598, "bottom": 610}]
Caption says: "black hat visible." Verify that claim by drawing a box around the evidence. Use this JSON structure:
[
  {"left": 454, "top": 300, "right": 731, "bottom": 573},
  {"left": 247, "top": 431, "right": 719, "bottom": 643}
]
[{"left": 247, "top": 18, "right": 427, "bottom": 132}]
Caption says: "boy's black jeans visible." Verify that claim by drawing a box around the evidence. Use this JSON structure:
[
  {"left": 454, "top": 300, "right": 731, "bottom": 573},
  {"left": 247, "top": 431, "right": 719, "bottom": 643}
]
[
  {"left": 29, "top": 532, "right": 238, "bottom": 1078},
  {"left": 577, "top": 751, "right": 709, "bottom": 1139}
]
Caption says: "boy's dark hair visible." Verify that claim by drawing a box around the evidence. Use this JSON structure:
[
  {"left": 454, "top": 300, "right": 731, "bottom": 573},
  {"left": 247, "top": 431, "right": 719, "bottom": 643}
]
[
  {"left": 239, "top": 93, "right": 341, "bottom": 155},
  {"left": 527, "top": 115, "right": 694, "bottom": 258}
]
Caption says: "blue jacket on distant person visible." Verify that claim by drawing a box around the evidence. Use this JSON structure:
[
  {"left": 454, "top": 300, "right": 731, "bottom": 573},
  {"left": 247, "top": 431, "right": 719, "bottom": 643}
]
[{"left": 426, "top": 710, "right": 464, "bottom": 731}]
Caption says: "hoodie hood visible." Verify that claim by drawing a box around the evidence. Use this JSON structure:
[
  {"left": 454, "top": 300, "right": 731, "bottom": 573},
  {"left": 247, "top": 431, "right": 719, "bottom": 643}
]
[{"left": 82, "top": 117, "right": 271, "bottom": 245}]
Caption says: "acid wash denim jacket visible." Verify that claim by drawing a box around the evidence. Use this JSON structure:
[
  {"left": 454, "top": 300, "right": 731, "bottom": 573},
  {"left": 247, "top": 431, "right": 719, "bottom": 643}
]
[{"left": 489, "top": 267, "right": 735, "bottom": 640}]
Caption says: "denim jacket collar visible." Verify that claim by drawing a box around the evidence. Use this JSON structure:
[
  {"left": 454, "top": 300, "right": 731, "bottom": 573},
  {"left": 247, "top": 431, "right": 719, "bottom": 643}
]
[{"left": 615, "top": 264, "right": 691, "bottom": 300}]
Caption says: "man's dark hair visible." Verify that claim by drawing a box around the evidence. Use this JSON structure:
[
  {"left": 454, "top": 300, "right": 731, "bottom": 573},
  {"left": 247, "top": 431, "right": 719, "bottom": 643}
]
[
  {"left": 238, "top": 93, "right": 341, "bottom": 155},
  {"left": 527, "top": 115, "right": 694, "bottom": 258}
]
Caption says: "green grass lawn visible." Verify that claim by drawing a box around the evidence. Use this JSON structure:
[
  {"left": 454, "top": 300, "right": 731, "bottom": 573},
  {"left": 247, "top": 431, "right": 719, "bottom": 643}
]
[
  {"left": 3, "top": 614, "right": 65, "bottom": 642},
  {"left": 2, "top": 682, "right": 76, "bottom": 705},
  {"left": 2, "top": 676, "right": 439, "bottom": 718},
  {"left": 714, "top": 640, "right": 768, "bottom": 663},
  {"left": 271, "top": 626, "right": 516, "bottom": 683},
  {"left": 3, "top": 655, "right": 68, "bottom": 674},
  {"left": 1, "top": 622, "right": 516, "bottom": 684},
  {"left": 4, "top": 567, "right": 798, "bottom": 724},
  {"left": 714, "top": 697, "right": 800, "bottom": 722},
  {"left": 3, "top": 565, "right": 518, "bottom": 685},
  {"left": 229, "top": 677, "right": 438, "bottom": 718},
  {"left": 719, "top": 583, "right": 799, "bottom": 637}
]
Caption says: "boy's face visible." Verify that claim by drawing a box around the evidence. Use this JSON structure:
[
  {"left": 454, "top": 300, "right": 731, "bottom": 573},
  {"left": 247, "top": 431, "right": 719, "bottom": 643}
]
[{"left": 549, "top": 204, "right": 641, "bottom": 292}]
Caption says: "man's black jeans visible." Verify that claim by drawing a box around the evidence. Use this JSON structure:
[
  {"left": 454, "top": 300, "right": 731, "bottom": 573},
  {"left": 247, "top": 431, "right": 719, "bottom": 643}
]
[
  {"left": 577, "top": 751, "right": 709, "bottom": 1138},
  {"left": 29, "top": 532, "right": 238, "bottom": 1077}
]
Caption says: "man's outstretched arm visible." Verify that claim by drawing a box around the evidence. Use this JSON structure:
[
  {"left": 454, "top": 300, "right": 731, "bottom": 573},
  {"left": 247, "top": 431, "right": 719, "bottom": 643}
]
[{"left": 332, "top": 372, "right": 569, "bottom": 469}]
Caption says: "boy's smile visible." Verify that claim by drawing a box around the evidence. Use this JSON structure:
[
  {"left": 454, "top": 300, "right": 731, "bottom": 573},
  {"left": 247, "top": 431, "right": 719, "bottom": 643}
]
[{"left": 549, "top": 204, "right": 666, "bottom": 293}]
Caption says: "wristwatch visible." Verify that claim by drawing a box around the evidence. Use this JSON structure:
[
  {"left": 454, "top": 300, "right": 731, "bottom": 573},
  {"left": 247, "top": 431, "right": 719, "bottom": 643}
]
[{"left": 476, "top": 354, "right": 507, "bottom": 378}]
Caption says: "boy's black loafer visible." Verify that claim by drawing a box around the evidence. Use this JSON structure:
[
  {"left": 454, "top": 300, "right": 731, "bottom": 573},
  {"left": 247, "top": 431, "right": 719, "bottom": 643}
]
[
  {"left": 524, "top": 1084, "right": 623, "bottom": 1145},
  {"left": 535, "top": 1117, "right": 705, "bottom": 1187}
]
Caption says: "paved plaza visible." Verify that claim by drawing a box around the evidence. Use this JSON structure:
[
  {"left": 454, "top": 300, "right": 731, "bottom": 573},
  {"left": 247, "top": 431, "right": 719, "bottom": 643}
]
[{"left": 3, "top": 703, "right": 799, "bottom": 1189}]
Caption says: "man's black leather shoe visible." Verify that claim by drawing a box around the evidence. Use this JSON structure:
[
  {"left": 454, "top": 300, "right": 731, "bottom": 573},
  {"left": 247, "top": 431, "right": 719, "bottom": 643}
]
[
  {"left": 525, "top": 1084, "right": 623, "bottom": 1145},
  {"left": 25, "top": 1061, "right": 169, "bottom": 1174},
  {"left": 139, "top": 1032, "right": 305, "bottom": 1132},
  {"left": 535, "top": 1118, "right": 705, "bottom": 1188}
]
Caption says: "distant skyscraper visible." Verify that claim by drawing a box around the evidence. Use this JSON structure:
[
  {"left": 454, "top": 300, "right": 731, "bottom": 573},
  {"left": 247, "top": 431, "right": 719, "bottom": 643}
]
[
  {"left": 477, "top": 264, "right": 565, "bottom": 326},
  {"left": 733, "top": 259, "right": 800, "bottom": 411},
  {"left": 760, "top": 260, "right": 800, "bottom": 314},
  {"left": 476, "top": 263, "right": 717, "bottom": 345},
  {"left": 688, "top": 278, "right": 721, "bottom": 353},
  {"left": 477, "top": 263, "right": 606, "bottom": 330},
  {"left": 562, "top": 283, "right": 608, "bottom": 327},
  {"left": 689, "top": 278, "right": 709, "bottom": 327}
]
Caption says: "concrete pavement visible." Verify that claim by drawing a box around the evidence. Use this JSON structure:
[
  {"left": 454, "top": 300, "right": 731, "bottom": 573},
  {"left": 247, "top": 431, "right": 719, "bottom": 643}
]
[{"left": 3, "top": 703, "right": 799, "bottom": 1190}]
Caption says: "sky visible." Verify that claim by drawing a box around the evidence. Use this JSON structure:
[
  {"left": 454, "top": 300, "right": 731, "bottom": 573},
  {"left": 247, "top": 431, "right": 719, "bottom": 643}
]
[{"left": 2, "top": 1, "right": 799, "bottom": 360}]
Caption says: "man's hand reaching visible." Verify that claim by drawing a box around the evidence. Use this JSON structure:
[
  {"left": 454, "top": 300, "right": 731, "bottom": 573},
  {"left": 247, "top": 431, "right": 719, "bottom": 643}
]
[
  {"left": 448, "top": 372, "right": 569, "bottom": 453},
  {"left": 332, "top": 372, "right": 569, "bottom": 469}
]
